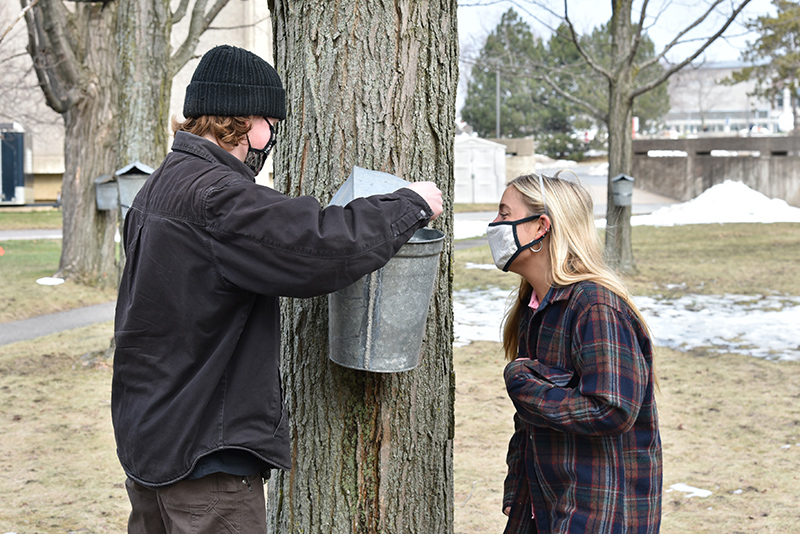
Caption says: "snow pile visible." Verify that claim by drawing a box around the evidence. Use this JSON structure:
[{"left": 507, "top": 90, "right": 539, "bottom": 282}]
[{"left": 630, "top": 180, "right": 800, "bottom": 227}]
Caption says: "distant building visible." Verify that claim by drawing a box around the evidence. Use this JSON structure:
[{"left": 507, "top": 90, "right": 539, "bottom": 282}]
[
  {"left": 664, "top": 61, "right": 793, "bottom": 137},
  {"left": 453, "top": 136, "right": 506, "bottom": 204}
]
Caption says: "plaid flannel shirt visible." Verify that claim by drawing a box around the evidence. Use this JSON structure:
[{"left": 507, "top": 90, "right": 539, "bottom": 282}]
[{"left": 503, "top": 281, "right": 662, "bottom": 534}]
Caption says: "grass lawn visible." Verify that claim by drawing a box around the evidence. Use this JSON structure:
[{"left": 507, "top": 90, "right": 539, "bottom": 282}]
[
  {"left": 0, "top": 207, "right": 62, "bottom": 230},
  {"left": 1, "top": 211, "right": 799, "bottom": 532}
]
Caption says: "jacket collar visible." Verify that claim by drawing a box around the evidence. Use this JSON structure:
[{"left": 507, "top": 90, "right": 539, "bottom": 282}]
[
  {"left": 536, "top": 284, "right": 574, "bottom": 313},
  {"left": 172, "top": 131, "right": 255, "bottom": 182}
]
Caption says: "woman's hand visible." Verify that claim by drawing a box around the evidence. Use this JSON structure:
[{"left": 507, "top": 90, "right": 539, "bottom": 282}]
[{"left": 503, "top": 506, "right": 511, "bottom": 516}]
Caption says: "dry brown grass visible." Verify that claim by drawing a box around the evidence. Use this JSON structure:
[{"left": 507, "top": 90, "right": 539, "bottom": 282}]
[
  {"left": 0, "top": 322, "right": 127, "bottom": 532},
  {"left": 4, "top": 326, "right": 800, "bottom": 532}
]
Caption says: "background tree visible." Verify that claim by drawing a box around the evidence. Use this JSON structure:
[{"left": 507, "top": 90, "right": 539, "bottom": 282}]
[
  {"left": 561, "top": 21, "right": 670, "bottom": 135},
  {"left": 461, "top": 9, "right": 547, "bottom": 139},
  {"left": 23, "top": 0, "right": 119, "bottom": 286},
  {"left": 115, "top": 0, "right": 230, "bottom": 170},
  {"left": 516, "top": 0, "right": 752, "bottom": 272},
  {"left": 22, "top": 0, "right": 232, "bottom": 286},
  {"left": 460, "top": 11, "right": 670, "bottom": 161},
  {"left": 266, "top": 1, "right": 457, "bottom": 532},
  {"left": 461, "top": 10, "right": 588, "bottom": 159},
  {"left": 726, "top": 0, "right": 800, "bottom": 132}
]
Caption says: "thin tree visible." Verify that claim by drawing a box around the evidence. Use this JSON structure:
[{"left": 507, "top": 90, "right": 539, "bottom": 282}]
[
  {"left": 511, "top": 0, "right": 753, "bottom": 272},
  {"left": 266, "top": 1, "right": 457, "bottom": 532}
]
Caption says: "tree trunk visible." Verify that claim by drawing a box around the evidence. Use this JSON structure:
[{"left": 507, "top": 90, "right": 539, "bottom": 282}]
[
  {"left": 605, "top": 85, "right": 636, "bottom": 273},
  {"left": 56, "top": 3, "right": 119, "bottom": 287},
  {"left": 116, "top": 0, "right": 173, "bottom": 169},
  {"left": 267, "top": 1, "right": 457, "bottom": 533},
  {"left": 604, "top": 0, "right": 636, "bottom": 273}
]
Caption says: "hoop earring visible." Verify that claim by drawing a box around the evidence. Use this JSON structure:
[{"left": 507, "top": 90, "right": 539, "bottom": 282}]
[{"left": 531, "top": 242, "right": 543, "bottom": 253}]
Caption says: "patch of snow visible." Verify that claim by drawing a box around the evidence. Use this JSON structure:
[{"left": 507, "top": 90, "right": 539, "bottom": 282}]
[
  {"left": 36, "top": 277, "right": 65, "bottom": 286},
  {"left": 454, "top": 290, "right": 800, "bottom": 361},
  {"left": 464, "top": 262, "right": 495, "bottom": 270},
  {"left": 668, "top": 483, "right": 713, "bottom": 498},
  {"left": 628, "top": 180, "right": 800, "bottom": 227},
  {"left": 647, "top": 150, "right": 688, "bottom": 157}
]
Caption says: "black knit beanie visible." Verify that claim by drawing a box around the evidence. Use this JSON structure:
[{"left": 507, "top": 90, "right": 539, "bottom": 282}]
[{"left": 183, "top": 45, "right": 286, "bottom": 120}]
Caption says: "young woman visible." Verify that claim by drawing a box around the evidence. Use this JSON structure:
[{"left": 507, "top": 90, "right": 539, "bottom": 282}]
[{"left": 487, "top": 173, "right": 661, "bottom": 533}]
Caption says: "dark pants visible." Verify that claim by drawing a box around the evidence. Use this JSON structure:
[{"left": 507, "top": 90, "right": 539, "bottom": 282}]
[{"left": 125, "top": 473, "right": 267, "bottom": 534}]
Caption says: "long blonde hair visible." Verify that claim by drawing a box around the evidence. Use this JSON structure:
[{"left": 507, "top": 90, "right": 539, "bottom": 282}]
[{"left": 501, "top": 172, "right": 650, "bottom": 361}]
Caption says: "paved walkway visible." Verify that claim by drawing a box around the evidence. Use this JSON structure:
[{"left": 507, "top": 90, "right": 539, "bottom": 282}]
[
  {"left": 0, "top": 228, "right": 63, "bottom": 240},
  {"left": 0, "top": 301, "right": 116, "bottom": 347}
]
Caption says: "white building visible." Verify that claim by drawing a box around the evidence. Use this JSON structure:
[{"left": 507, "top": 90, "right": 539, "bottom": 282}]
[
  {"left": 664, "top": 61, "right": 793, "bottom": 136},
  {"left": 453, "top": 136, "right": 506, "bottom": 204}
]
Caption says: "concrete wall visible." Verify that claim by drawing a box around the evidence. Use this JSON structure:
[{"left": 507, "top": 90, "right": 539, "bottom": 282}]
[{"left": 632, "top": 137, "right": 800, "bottom": 207}]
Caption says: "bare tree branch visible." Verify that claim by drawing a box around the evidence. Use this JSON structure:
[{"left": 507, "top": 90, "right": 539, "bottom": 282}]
[
  {"left": 22, "top": 0, "right": 69, "bottom": 112},
  {"left": 640, "top": 0, "right": 733, "bottom": 70},
  {"left": 561, "top": 0, "right": 614, "bottom": 80},
  {"left": 170, "top": 0, "right": 229, "bottom": 76},
  {"left": 626, "top": 0, "right": 650, "bottom": 67},
  {"left": 172, "top": 0, "right": 191, "bottom": 24},
  {"left": 632, "top": 0, "right": 754, "bottom": 99},
  {"left": 38, "top": 0, "right": 84, "bottom": 89},
  {"left": 0, "top": 0, "right": 39, "bottom": 46},
  {"left": 536, "top": 67, "right": 608, "bottom": 123}
]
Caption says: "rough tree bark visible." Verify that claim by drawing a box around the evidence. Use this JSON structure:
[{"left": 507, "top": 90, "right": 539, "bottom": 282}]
[
  {"left": 266, "top": 1, "right": 458, "bottom": 533},
  {"left": 116, "top": 0, "right": 172, "bottom": 169},
  {"left": 23, "top": 0, "right": 118, "bottom": 286}
]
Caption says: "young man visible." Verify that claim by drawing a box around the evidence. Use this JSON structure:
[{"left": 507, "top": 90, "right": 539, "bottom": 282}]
[{"left": 111, "top": 44, "right": 443, "bottom": 533}]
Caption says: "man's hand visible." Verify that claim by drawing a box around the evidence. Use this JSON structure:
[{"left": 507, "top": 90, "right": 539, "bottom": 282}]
[{"left": 404, "top": 181, "right": 443, "bottom": 221}]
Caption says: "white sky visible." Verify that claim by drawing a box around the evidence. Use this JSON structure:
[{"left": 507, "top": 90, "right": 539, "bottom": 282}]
[{"left": 453, "top": 181, "right": 800, "bottom": 360}]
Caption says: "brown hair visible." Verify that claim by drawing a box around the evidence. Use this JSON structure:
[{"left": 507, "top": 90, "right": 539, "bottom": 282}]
[{"left": 171, "top": 115, "right": 251, "bottom": 149}]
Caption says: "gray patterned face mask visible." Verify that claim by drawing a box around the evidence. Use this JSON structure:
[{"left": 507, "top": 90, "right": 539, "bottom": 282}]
[
  {"left": 244, "top": 121, "right": 277, "bottom": 176},
  {"left": 486, "top": 215, "right": 546, "bottom": 271}
]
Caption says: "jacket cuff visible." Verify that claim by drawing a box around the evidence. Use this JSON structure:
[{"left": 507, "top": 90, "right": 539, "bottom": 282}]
[{"left": 394, "top": 187, "right": 434, "bottom": 221}]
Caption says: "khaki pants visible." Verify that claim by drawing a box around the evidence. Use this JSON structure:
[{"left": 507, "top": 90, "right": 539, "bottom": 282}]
[{"left": 125, "top": 473, "right": 267, "bottom": 534}]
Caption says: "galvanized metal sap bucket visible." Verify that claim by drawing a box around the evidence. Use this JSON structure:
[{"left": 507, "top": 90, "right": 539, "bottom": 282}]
[{"left": 328, "top": 167, "right": 445, "bottom": 372}]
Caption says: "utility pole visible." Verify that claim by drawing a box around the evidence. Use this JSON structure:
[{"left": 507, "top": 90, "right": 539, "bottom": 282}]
[{"left": 495, "top": 67, "right": 501, "bottom": 138}]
